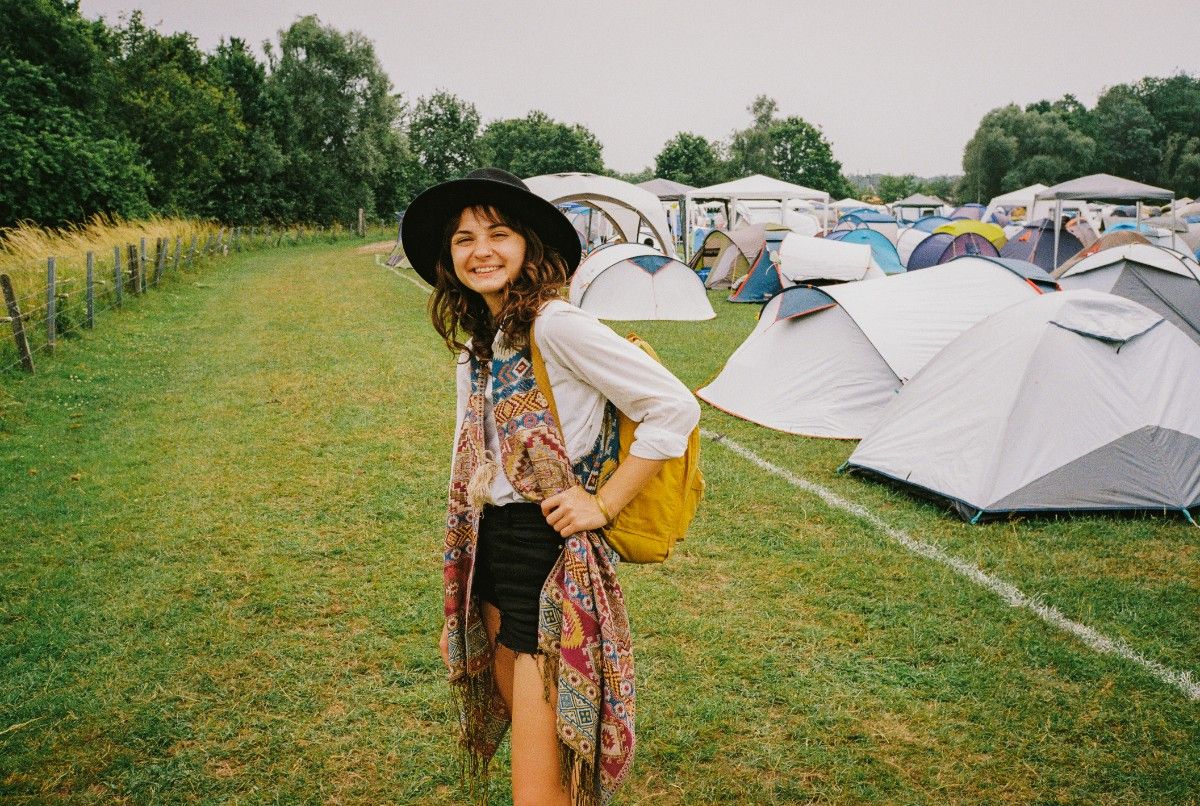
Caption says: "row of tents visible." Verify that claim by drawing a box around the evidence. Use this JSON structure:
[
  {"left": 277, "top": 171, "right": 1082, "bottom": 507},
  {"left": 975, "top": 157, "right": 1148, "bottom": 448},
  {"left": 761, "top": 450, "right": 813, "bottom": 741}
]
[{"left": 696, "top": 241, "right": 1200, "bottom": 521}]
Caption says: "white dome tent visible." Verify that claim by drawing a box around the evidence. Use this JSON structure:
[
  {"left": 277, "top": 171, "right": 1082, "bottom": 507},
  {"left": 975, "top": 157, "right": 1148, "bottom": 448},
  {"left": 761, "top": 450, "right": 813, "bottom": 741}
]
[
  {"left": 777, "top": 233, "right": 885, "bottom": 286},
  {"left": 569, "top": 243, "right": 715, "bottom": 321},
  {"left": 1054, "top": 243, "right": 1200, "bottom": 344},
  {"left": 696, "top": 257, "right": 1057, "bottom": 438},
  {"left": 524, "top": 173, "right": 675, "bottom": 256},
  {"left": 846, "top": 291, "right": 1200, "bottom": 522},
  {"left": 895, "top": 226, "right": 932, "bottom": 266}
]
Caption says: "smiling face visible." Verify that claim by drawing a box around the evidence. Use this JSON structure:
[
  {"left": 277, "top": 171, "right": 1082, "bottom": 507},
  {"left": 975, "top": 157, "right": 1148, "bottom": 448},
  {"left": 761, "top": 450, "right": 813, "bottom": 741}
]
[{"left": 449, "top": 206, "right": 527, "bottom": 317}]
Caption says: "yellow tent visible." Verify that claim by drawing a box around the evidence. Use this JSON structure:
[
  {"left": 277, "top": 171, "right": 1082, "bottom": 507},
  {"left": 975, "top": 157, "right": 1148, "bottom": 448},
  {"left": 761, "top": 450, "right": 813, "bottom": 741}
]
[{"left": 934, "top": 219, "right": 1007, "bottom": 248}]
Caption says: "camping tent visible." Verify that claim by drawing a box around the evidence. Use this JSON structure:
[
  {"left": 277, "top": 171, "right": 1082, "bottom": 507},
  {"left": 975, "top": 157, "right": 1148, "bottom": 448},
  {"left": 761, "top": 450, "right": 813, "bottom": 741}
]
[
  {"left": 824, "top": 228, "right": 904, "bottom": 274},
  {"left": 568, "top": 243, "right": 716, "bottom": 321},
  {"left": 728, "top": 245, "right": 784, "bottom": 303},
  {"left": 832, "top": 198, "right": 887, "bottom": 214},
  {"left": 697, "top": 225, "right": 789, "bottom": 289},
  {"left": 906, "top": 233, "right": 999, "bottom": 270},
  {"left": 1105, "top": 222, "right": 1188, "bottom": 252},
  {"left": 999, "top": 219, "right": 1083, "bottom": 270},
  {"left": 1056, "top": 230, "right": 1152, "bottom": 273},
  {"left": 949, "top": 203, "right": 986, "bottom": 220},
  {"left": 845, "top": 290, "right": 1200, "bottom": 521},
  {"left": 692, "top": 226, "right": 763, "bottom": 287},
  {"left": 933, "top": 219, "right": 1007, "bottom": 248},
  {"left": 778, "top": 233, "right": 885, "bottom": 286},
  {"left": 981, "top": 183, "right": 1049, "bottom": 224},
  {"left": 912, "top": 215, "right": 953, "bottom": 232},
  {"left": 696, "top": 256, "right": 1056, "bottom": 438},
  {"left": 895, "top": 227, "right": 932, "bottom": 266},
  {"left": 525, "top": 172, "right": 674, "bottom": 255},
  {"left": 836, "top": 209, "right": 899, "bottom": 243},
  {"left": 685, "top": 174, "right": 830, "bottom": 259},
  {"left": 1054, "top": 244, "right": 1200, "bottom": 344},
  {"left": 891, "top": 193, "right": 948, "bottom": 223}
]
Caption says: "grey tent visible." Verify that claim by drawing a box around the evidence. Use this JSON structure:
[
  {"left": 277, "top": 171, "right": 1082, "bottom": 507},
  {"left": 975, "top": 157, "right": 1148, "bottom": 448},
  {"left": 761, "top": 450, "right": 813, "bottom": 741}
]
[
  {"left": 999, "top": 219, "right": 1083, "bottom": 270},
  {"left": 1055, "top": 244, "right": 1200, "bottom": 344},
  {"left": 846, "top": 290, "right": 1200, "bottom": 522}
]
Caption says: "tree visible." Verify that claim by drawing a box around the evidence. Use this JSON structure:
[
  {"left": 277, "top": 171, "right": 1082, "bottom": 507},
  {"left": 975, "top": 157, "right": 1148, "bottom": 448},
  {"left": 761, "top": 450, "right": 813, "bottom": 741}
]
[
  {"left": 654, "top": 132, "right": 720, "bottom": 187},
  {"left": 206, "top": 37, "right": 285, "bottom": 222},
  {"left": 960, "top": 103, "right": 1094, "bottom": 202},
  {"left": 267, "top": 15, "right": 403, "bottom": 222},
  {"left": 0, "top": 57, "right": 151, "bottom": 226},
  {"left": 108, "top": 13, "right": 245, "bottom": 216},
  {"left": 1092, "top": 85, "right": 1160, "bottom": 183},
  {"left": 875, "top": 175, "right": 919, "bottom": 203},
  {"left": 408, "top": 90, "right": 481, "bottom": 191},
  {"left": 478, "top": 110, "right": 603, "bottom": 177},
  {"left": 726, "top": 95, "right": 849, "bottom": 194}
]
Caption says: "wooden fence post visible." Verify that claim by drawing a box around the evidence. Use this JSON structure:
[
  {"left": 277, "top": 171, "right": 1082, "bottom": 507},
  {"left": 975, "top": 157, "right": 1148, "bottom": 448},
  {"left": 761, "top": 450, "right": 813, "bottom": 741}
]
[
  {"left": 358, "top": 207, "right": 365, "bottom": 237},
  {"left": 152, "top": 238, "right": 163, "bottom": 286},
  {"left": 0, "top": 274, "right": 34, "bottom": 372},
  {"left": 138, "top": 238, "right": 147, "bottom": 293},
  {"left": 173, "top": 236, "right": 181, "bottom": 274},
  {"left": 46, "top": 257, "right": 56, "bottom": 355},
  {"left": 86, "top": 251, "right": 95, "bottom": 329},
  {"left": 188, "top": 235, "right": 197, "bottom": 268},
  {"left": 128, "top": 244, "right": 139, "bottom": 295},
  {"left": 114, "top": 246, "right": 123, "bottom": 308}
]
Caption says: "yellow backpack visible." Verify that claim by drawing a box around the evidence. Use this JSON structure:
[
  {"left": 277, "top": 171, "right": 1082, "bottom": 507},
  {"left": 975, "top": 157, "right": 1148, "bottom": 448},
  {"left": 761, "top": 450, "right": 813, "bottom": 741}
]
[{"left": 529, "top": 329, "right": 704, "bottom": 563}]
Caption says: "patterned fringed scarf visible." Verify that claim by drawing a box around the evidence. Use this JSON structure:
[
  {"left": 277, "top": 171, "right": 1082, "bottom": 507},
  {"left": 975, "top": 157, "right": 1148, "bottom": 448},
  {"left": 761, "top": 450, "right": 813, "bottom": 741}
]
[{"left": 443, "top": 347, "right": 635, "bottom": 806}]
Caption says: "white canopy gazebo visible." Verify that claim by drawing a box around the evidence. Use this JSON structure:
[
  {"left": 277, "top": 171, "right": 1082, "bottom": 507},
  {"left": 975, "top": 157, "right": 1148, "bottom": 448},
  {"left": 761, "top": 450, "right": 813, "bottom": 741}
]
[
  {"left": 525, "top": 172, "right": 675, "bottom": 256},
  {"left": 684, "top": 174, "right": 830, "bottom": 260},
  {"left": 1035, "top": 173, "right": 1175, "bottom": 267}
]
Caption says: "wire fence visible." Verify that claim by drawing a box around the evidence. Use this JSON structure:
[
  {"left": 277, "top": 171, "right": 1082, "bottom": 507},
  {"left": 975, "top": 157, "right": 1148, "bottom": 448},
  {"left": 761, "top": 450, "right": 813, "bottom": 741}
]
[{"left": 0, "top": 221, "right": 389, "bottom": 377}]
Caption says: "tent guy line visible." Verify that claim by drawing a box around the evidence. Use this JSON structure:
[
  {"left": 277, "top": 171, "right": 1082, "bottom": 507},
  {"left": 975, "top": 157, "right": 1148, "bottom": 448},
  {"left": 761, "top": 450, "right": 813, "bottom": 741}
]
[
  {"left": 702, "top": 428, "right": 1200, "bottom": 702},
  {"left": 376, "top": 254, "right": 430, "bottom": 293},
  {"left": 372, "top": 259, "right": 1200, "bottom": 702}
]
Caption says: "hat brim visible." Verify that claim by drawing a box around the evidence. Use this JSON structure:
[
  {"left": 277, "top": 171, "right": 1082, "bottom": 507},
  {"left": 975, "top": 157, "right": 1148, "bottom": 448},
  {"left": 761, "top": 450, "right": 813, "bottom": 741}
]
[{"left": 400, "top": 177, "right": 582, "bottom": 286}]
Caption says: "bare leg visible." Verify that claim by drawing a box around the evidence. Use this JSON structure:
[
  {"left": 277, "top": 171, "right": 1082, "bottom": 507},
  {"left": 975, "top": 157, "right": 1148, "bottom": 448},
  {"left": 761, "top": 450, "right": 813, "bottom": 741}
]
[
  {"left": 479, "top": 601, "right": 514, "bottom": 715},
  {"left": 510, "top": 653, "right": 570, "bottom": 806}
]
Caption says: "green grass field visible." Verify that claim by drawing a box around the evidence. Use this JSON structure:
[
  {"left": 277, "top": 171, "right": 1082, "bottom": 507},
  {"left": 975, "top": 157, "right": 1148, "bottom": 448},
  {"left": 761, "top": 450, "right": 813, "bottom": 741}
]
[{"left": 1, "top": 241, "right": 1196, "bottom": 804}]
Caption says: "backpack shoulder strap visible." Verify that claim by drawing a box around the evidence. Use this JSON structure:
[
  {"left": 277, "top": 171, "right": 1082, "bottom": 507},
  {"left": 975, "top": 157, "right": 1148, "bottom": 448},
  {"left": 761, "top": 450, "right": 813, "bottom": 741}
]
[{"left": 528, "top": 323, "right": 563, "bottom": 434}]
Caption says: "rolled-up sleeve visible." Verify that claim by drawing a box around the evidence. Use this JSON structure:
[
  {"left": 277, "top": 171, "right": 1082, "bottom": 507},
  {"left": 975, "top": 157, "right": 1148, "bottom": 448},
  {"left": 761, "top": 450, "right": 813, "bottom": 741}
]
[{"left": 536, "top": 305, "right": 701, "bottom": 460}]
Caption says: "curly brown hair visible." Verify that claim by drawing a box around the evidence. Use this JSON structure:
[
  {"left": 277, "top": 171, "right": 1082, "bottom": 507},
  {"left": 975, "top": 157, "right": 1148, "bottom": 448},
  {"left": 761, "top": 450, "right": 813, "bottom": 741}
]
[{"left": 429, "top": 204, "right": 570, "bottom": 362}]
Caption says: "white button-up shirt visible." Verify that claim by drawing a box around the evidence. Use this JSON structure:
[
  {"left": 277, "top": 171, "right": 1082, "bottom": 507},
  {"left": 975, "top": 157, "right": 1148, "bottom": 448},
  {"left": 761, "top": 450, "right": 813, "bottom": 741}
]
[{"left": 454, "top": 300, "right": 701, "bottom": 505}]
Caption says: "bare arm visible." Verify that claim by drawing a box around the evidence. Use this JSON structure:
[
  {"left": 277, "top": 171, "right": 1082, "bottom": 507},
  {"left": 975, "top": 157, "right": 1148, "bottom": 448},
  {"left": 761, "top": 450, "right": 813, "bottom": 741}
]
[{"left": 541, "top": 455, "right": 666, "bottom": 537}]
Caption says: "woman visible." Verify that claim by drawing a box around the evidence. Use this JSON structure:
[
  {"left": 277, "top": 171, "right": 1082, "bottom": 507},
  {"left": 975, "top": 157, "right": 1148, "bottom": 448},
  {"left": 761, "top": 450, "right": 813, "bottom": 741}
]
[{"left": 401, "top": 168, "right": 700, "bottom": 806}]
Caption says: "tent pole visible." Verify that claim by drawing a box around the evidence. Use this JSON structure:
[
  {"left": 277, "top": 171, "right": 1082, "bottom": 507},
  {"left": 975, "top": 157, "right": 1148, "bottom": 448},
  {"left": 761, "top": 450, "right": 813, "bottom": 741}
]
[
  {"left": 1053, "top": 198, "right": 1062, "bottom": 268},
  {"left": 684, "top": 197, "right": 692, "bottom": 262},
  {"left": 1171, "top": 195, "right": 1177, "bottom": 249}
]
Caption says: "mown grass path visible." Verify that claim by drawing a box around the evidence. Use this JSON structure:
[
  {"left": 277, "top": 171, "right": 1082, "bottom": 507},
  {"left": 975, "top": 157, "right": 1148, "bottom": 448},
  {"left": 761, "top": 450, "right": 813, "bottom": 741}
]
[{"left": 2, "top": 243, "right": 1196, "bottom": 804}]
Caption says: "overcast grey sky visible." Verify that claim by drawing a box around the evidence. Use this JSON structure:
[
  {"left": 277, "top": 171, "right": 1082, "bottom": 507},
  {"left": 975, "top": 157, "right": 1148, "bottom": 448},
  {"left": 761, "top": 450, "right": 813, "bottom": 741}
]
[{"left": 79, "top": 0, "right": 1200, "bottom": 177}]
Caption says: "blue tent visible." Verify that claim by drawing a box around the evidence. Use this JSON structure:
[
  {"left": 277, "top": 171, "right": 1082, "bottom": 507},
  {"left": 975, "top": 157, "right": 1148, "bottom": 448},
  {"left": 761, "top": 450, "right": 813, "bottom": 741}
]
[
  {"left": 840, "top": 210, "right": 896, "bottom": 225},
  {"left": 826, "top": 229, "right": 905, "bottom": 274},
  {"left": 728, "top": 247, "right": 782, "bottom": 303},
  {"left": 912, "top": 215, "right": 953, "bottom": 232}
]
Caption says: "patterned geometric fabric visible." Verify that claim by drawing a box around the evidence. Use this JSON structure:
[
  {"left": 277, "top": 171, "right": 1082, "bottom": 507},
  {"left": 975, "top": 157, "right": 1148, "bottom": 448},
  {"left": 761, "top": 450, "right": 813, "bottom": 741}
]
[{"left": 443, "top": 345, "right": 633, "bottom": 806}]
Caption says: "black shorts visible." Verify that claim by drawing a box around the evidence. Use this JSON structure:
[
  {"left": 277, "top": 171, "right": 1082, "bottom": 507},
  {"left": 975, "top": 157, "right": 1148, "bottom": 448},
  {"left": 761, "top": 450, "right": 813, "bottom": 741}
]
[{"left": 472, "top": 503, "right": 564, "bottom": 654}]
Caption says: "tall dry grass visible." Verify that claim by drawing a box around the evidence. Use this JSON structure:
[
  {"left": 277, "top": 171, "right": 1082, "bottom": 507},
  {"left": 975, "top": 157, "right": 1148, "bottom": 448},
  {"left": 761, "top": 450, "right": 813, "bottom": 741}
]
[{"left": 0, "top": 214, "right": 219, "bottom": 304}]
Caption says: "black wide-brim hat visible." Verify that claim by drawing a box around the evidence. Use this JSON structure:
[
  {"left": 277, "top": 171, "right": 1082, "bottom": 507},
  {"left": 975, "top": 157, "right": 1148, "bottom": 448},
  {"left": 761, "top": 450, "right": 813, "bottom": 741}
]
[{"left": 401, "top": 168, "right": 582, "bottom": 286}]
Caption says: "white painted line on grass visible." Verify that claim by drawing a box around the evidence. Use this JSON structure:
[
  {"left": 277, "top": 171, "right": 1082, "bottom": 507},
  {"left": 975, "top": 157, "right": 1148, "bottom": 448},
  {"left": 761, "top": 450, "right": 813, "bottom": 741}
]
[
  {"left": 375, "top": 254, "right": 431, "bottom": 294},
  {"left": 703, "top": 428, "right": 1200, "bottom": 702}
]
